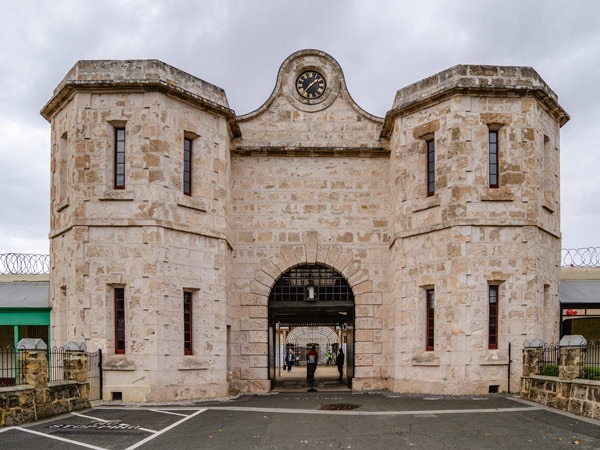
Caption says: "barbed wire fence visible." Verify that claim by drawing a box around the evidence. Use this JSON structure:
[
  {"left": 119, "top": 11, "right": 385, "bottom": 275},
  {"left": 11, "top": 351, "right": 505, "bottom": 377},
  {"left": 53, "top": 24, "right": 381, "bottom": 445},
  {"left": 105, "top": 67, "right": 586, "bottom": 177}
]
[
  {"left": 0, "top": 253, "right": 50, "bottom": 275},
  {"left": 561, "top": 247, "right": 600, "bottom": 268},
  {"left": 0, "top": 248, "right": 599, "bottom": 274}
]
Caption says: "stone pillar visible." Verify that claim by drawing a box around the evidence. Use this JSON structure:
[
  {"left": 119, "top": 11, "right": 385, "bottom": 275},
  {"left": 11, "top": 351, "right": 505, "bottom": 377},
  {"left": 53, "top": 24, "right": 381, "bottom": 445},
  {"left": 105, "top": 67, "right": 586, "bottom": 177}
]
[
  {"left": 558, "top": 335, "right": 586, "bottom": 381},
  {"left": 63, "top": 341, "right": 88, "bottom": 383},
  {"left": 16, "top": 338, "right": 48, "bottom": 389},
  {"left": 522, "top": 339, "right": 544, "bottom": 376}
]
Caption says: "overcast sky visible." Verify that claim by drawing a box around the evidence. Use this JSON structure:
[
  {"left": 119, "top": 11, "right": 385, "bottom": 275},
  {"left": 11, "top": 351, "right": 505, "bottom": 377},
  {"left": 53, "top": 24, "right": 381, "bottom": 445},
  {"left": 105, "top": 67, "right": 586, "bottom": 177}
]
[{"left": 0, "top": 0, "right": 598, "bottom": 255}]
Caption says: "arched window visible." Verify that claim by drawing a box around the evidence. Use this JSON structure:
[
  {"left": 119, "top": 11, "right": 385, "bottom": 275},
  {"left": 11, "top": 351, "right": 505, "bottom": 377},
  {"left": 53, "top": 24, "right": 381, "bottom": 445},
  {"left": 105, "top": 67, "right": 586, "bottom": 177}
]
[{"left": 269, "top": 264, "right": 354, "bottom": 303}]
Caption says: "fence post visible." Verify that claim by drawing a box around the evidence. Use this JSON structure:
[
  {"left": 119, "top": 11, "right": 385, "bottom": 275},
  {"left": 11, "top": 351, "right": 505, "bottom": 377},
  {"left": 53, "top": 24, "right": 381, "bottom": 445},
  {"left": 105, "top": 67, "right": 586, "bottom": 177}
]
[
  {"left": 558, "top": 335, "right": 586, "bottom": 380},
  {"left": 63, "top": 341, "right": 90, "bottom": 400},
  {"left": 63, "top": 342, "right": 88, "bottom": 382},
  {"left": 16, "top": 338, "right": 48, "bottom": 389},
  {"left": 522, "top": 339, "right": 544, "bottom": 376}
]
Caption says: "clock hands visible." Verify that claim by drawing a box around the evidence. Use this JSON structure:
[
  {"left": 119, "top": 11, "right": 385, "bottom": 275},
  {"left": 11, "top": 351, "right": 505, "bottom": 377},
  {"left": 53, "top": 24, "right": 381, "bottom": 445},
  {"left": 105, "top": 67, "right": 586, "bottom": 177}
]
[
  {"left": 296, "top": 71, "right": 326, "bottom": 99},
  {"left": 304, "top": 76, "right": 322, "bottom": 92}
]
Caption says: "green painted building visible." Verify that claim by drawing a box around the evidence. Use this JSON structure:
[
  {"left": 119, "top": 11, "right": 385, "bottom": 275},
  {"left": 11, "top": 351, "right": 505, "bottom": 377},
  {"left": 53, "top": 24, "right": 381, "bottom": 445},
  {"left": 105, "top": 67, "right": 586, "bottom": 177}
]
[{"left": 0, "top": 276, "right": 50, "bottom": 348}]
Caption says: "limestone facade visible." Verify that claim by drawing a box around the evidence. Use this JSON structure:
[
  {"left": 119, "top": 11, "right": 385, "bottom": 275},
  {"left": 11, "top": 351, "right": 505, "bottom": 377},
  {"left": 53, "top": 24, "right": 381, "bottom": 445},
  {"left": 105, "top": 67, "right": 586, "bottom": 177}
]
[{"left": 41, "top": 50, "right": 569, "bottom": 401}]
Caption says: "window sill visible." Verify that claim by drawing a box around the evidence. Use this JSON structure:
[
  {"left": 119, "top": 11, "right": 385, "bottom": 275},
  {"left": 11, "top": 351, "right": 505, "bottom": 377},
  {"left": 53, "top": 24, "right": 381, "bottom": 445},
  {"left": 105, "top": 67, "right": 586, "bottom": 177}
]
[
  {"left": 103, "top": 355, "right": 136, "bottom": 370},
  {"left": 411, "top": 352, "right": 439, "bottom": 366},
  {"left": 177, "top": 195, "right": 208, "bottom": 212},
  {"left": 481, "top": 187, "right": 514, "bottom": 202},
  {"left": 542, "top": 200, "right": 556, "bottom": 213},
  {"left": 179, "top": 356, "right": 209, "bottom": 370},
  {"left": 56, "top": 200, "right": 70, "bottom": 212},
  {"left": 479, "top": 350, "right": 509, "bottom": 365},
  {"left": 100, "top": 190, "right": 135, "bottom": 201},
  {"left": 413, "top": 194, "right": 440, "bottom": 213}
]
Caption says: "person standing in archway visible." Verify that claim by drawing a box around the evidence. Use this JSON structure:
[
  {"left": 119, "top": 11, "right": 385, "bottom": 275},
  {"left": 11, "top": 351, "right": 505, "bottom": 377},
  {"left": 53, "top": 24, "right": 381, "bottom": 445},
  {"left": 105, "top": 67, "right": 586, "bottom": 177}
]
[
  {"left": 285, "top": 348, "right": 294, "bottom": 372},
  {"left": 306, "top": 345, "right": 318, "bottom": 384},
  {"left": 336, "top": 348, "right": 345, "bottom": 381}
]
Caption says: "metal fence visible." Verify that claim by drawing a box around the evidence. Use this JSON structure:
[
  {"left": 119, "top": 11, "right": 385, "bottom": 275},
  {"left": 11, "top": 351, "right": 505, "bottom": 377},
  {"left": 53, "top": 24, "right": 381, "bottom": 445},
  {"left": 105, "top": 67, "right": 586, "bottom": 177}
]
[
  {"left": 581, "top": 341, "right": 600, "bottom": 381},
  {"left": 0, "top": 346, "right": 25, "bottom": 386},
  {"left": 539, "top": 343, "right": 560, "bottom": 376},
  {"left": 48, "top": 346, "right": 72, "bottom": 383},
  {"left": 87, "top": 350, "right": 103, "bottom": 401},
  {"left": 536, "top": 341, "right": 600, "bottom": 380}
]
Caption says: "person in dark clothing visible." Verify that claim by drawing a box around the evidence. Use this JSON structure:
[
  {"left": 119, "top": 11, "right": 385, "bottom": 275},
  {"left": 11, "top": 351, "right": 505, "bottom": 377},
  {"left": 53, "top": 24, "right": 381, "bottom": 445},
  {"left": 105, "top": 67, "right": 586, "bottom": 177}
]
[
  {"left": 336, "top": 348, "right": 345, "bottom": 381},
  {"left": 307, "top": 345, "right": 318, "bottom": 384},
  {"left": 284, "top": 348, "right": 294, "bottom": 372}
]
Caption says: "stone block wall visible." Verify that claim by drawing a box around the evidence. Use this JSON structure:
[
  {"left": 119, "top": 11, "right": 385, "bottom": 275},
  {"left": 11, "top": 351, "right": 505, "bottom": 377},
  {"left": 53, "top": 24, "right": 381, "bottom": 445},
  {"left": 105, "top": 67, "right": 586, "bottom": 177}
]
[
  {"left": 43, "top": 65, "right": 235, "bottom": 401},
  {"left": 521, "top": 341, "right": 600, "bottom": 420},
  {"left": 41, "top": 51, "right": 569, "bottom": 400},
  {"left": 0, "top": 349, "right": 90, "bottom": 427},
  {"left": 384, "top": 71, "right": 563, "bottom": 393}
]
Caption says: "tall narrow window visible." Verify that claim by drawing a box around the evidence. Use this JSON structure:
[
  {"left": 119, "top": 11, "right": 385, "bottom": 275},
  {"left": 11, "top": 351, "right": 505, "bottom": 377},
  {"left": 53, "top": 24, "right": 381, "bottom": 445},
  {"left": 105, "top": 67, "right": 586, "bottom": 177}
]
[
  {"left": 57, "top": 131, "right": 68, "bottom": 208},
  {"left": 426, "top": 139, "right": 435, "bottom": 196},
  {"left": 488, "top": 285, "right": 498, "bottom": 349},
  {"left": 114, "top": 128, "right": 126, "bottom": 189},
  {"left": 426, "top": 289, "right": 435, "bottom": 351},
  {"left": 489, "top": 130, "right": 499, "bottom": 188},
  {"left": 114, "top": 287, "right": 125, "bottom": 354},
  {"left": 183, "top": 291, "right": 193, "bottom": 355},
  {"left": 183, "top": 137, "right": 192, "bottom": 196}
]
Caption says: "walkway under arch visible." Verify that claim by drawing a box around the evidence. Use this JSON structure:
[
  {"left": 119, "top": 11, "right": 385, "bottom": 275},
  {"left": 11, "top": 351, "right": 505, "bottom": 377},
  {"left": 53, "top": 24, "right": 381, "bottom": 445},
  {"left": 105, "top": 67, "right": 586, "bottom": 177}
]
[{"left": 268, "top": 263, "right": 354, "bottom": 390}]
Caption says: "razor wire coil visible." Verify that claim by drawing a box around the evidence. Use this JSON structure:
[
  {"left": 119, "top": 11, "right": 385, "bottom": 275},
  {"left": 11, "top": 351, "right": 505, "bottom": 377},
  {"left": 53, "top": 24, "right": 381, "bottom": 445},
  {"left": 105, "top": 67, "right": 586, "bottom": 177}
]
[{"left": 0, "top": 253, "right": 50, "bottom": 275}]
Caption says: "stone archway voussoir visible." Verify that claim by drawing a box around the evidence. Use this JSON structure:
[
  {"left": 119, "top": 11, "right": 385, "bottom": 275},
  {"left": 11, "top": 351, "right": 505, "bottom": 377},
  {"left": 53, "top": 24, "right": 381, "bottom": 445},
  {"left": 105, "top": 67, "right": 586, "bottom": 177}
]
[
  {"left": 335, "top": 250, "right": 354, "bottom": 274},
  {"left": 260, "top": 259, "right": 281, "bottom": 281},
  {"left": 250, "top": 280, "right": 270, "bottom": 297},
  {"left": 254, "top": 269, "right": 274, "bottom": 288},
  {"left": 324, "top": 245, "right": 342, "bottom": 268},
  {"left": 280, "top": 245, "right": 302, "bottom": 268}
]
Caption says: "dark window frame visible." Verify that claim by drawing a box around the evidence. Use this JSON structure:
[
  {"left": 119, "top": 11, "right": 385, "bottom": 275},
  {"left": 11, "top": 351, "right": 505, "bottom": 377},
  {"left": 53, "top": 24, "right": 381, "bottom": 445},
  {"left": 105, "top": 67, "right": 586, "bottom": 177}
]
[
  {"left": 488, "top": 285, "right": 499, "bottom": 349},
  {"left": 184, "top": 291, "right": 193, "bottom": 355},
  {"left": 426, "top": 288, "right": 435, "bottom": 351},
  {"left": 183, "top": 137, "right": 192, "bottom": 196},
  {"left": 114, "top": 127, "right": 126, "bottom": 189},
  {"left": 489, "top": 130, "right": 499, "bottom": 188},
  {"left": 114, "top": 287, "right": 125, "bottom": 354},
  {"left": 426, "top": 139, "right": 435, "bottom": 197}
]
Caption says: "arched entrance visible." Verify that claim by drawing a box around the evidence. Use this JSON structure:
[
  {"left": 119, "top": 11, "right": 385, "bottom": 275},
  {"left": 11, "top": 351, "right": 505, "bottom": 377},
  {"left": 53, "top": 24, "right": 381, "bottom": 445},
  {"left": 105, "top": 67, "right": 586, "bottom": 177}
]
[{"left": 268, "top": 264, "right": 354, "bottom": 389}]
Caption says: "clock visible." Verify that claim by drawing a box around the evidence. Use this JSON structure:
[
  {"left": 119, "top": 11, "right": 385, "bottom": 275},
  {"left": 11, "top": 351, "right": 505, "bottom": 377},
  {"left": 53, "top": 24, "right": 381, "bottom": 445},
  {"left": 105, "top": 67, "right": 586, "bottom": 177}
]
[{"left": 296, "top": 71, "right": 326, "bottom": 99}]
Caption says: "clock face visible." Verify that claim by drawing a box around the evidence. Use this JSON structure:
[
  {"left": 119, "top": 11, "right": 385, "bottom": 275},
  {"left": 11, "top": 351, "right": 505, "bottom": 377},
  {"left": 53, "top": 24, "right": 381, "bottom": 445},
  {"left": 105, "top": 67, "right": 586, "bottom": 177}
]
[{"left": 296, "top": 71, "right": 326, "bottom": 99}]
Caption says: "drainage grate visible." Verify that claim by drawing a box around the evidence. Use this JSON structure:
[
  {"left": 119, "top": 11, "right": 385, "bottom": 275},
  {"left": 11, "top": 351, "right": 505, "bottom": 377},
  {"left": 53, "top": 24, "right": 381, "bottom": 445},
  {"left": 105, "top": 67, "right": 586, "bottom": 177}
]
[{"left": 319, "top": 403, "right": 360, "bottom": 410}]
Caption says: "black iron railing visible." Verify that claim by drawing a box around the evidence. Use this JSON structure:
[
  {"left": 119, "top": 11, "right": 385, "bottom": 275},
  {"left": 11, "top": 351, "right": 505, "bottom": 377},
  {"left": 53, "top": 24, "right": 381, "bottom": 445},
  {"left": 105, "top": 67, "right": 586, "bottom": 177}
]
[
  {"left": 581, "top": 341, "right": 600, "bottom": 380},
  {"left": 0, "top": 346, "right": 25, "bottom": 386},
  {"left": 539, "top": 343, "right": 560, "bottom": 376}
]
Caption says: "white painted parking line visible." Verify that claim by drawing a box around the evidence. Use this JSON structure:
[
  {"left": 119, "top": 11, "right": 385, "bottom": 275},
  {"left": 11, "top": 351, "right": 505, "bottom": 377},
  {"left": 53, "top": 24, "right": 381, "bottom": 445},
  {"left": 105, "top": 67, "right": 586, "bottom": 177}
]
[
  {"left": 0, "top": 408, "right": 206, "bottom": 449},
  {"left": 2, "top": 426, "right": 107, "bottom": 449},
  {"left": 69, "top": 411, "right": 157, "bottom": 433},
  {"left": 71, "top": 412, "right": 110, "bottom": 422},
  {"left": 206, "top": 405, "right": 545, "bottom": 416},
  {"left": 149, "top": 409, "right": 189, "bottom": 417},
  {"left": 124, "top": 408, "right": 207, "bottom": 450}
]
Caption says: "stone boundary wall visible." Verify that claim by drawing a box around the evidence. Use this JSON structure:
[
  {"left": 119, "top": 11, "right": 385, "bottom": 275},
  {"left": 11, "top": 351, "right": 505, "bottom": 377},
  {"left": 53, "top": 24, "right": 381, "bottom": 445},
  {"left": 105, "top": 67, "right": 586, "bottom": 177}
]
[
  {"left": 520, "top": 335, "right": 600, "bottom": 420},
  {"left": 0, "top": 340, "right": 90, "bottom": 427},
  {"left": 520, "top": 376, "right": 600, "bottom": 419}
]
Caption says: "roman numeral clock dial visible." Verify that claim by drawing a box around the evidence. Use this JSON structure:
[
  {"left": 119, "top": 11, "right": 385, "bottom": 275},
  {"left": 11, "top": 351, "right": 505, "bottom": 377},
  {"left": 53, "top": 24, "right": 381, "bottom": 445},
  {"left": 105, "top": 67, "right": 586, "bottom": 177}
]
[{"left": 296, "top": 71, "right": 326, "bottom": 99}]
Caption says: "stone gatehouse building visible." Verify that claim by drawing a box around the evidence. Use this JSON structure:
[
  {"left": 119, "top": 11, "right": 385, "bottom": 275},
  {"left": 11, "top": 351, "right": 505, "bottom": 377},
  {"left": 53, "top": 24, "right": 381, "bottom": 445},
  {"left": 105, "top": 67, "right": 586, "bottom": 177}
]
[{"left": 41, "top": 49, "right": 569, "bottom": 401}]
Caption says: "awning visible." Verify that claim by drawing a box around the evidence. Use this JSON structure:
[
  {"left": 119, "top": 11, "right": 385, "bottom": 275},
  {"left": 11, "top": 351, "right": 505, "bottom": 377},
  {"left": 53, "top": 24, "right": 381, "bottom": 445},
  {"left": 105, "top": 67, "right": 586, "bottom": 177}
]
[
  {"left": 560, "top": 280, "right": 600, "bottom": 304},
  {"left": 0, "top": 282, "right": 49, "bottom": 308}
]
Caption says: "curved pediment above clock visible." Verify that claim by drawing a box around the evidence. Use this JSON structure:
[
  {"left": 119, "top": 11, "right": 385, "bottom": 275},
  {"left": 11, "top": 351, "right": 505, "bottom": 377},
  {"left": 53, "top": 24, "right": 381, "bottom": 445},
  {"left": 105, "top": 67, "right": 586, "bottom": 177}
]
[{"left": 235, "top": 49, "right": 385, "bottom": 152}]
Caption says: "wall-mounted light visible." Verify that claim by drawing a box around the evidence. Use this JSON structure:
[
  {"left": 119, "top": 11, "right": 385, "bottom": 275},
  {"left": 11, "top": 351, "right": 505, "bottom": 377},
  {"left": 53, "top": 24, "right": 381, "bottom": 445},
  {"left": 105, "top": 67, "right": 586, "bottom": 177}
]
[{"left": 305, "top": 280, "right": 318, "bottom": 302}]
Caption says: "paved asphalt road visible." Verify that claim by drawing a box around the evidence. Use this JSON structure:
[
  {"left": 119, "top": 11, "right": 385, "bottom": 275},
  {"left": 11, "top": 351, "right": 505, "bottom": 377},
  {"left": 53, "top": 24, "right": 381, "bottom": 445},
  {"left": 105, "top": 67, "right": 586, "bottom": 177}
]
[{"left": 1, "top": 392, "right": 599, "bottom": 449}]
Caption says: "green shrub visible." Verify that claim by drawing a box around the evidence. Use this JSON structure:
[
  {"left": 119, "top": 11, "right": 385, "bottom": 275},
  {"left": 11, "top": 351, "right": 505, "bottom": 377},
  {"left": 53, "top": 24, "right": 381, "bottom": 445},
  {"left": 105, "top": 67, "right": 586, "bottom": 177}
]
[
  {"left": 582, "top": 366, "right": 600, "bottom": 380},
  {"left": 540, "top": 365, "right": 559, "bottom": 377}
]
